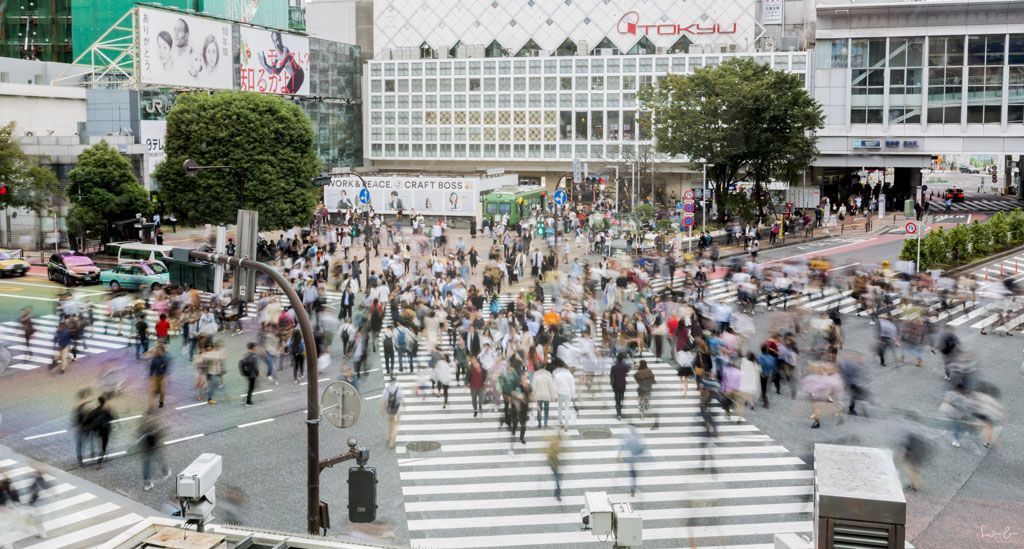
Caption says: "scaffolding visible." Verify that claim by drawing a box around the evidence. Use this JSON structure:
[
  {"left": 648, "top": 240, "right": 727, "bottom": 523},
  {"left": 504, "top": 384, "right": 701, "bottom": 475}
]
[
  {"left": 0, "top": 0, "right": 73, "bottom": 62},
  {"left": 52, "top": 8, "right": 137, "bottom": 87}
]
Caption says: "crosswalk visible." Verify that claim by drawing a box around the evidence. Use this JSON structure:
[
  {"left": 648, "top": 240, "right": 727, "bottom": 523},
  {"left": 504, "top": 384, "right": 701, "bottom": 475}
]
[
  {"left": 0, "top": 451, "right": 148, "bottom": 548},
  {"left": 382, "top": 291, "right": 813, "bottom": 548},
  {"left": 942, "top": 197, "right": 1024, "bottom": 212},
  {"left": 0, "top": 288, "right": 344, "bottom": 374},
  {"left": 645, "top": 274, "right": 1024, "bottom": 333}
]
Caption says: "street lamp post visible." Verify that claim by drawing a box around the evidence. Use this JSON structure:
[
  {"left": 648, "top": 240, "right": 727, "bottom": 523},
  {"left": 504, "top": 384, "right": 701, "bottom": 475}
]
[{"left": 702, "top": 162, "right": 714, "bottom": 233}]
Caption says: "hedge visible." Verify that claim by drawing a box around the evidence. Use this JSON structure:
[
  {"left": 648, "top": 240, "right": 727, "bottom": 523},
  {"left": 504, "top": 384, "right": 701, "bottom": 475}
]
[{"left": 900, "top": 209, "right": 1024, "bottom": 270}]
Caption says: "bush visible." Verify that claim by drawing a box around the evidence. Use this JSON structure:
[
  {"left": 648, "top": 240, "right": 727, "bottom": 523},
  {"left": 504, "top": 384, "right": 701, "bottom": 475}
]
[
  {"left": 635, "top": 203, "right": 654, "bottom": 221},
  {"left": 913, "top": 208, "right": 1024, "bottom": 270}
]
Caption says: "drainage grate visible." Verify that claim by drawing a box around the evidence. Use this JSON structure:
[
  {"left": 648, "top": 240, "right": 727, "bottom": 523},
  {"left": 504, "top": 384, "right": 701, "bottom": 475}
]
[
  {"left": 579, "top": 428, "right": 612, "bottom": 439},
  {"left": 405, "top": 441, "right": 442, "bottom": 452}
]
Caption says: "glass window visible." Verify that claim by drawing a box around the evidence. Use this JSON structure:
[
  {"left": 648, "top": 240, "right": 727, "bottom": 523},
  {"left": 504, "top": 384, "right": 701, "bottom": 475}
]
[
  {"left": 412, "top": 95, "right": 423, "bottom": 108},
  {"left": 1009, "top": 40, "right": 1024, "bottom": 122},
  {"left": 623, "top": 75, "right": 636, "bottom": 89},
  {"left": 889, "top": 38, "right": 924, "bottom": 124},
  {"left": 607, "top": 111, "right": 620, "bottom": 140},
  {"left": 484, "top": 78, "right": 496, "bottom": 92},
  {"left": 849, "top": 39, "right": 886, "bottom": 123},
  {"left": 411, "top": 79, "right": 422, "bottom": 92},
  {"left": 622, "top": 111, "right": 636, "bottom": 140},
  {"left": 590, "top": 111, "right": 604, "bottom": 140},
  {"left": 425, "top": 79, "right": 437, "bottom": 92},
  {"left": 592, "top": 76, "right": 604, "bottom": 91},
  {"left": 385, "top": 79, "right": 395, "bottom": 92},
  {"left": 469, "top": 78, "right": 481, "bottom": 91},
  {"left": 452, "top": 78, "right": 465, "bottom": 92},
  {"left": 529, "top": 77, "right": 541, "bottom": 90},
  {"left": 560, "top": 111, "right": 572, "bottom": 139},
  {"left": 424, "top": 63, "right": 437, "bottom": 76},
  {"left": 560, "top": 76, "right": 573, "bottom": 90}
]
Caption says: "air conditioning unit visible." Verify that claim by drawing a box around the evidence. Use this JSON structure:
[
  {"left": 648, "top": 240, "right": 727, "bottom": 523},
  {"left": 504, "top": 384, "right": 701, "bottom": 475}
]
[{"left": 763, "top": 38, "right": 777, "bottom": 52}]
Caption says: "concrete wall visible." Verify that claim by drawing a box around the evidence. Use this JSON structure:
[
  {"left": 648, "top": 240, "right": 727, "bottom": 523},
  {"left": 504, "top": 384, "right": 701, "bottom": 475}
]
[
  {"left": 0, "top": 84, "right": 87, "bottom": 136},
  {"left": 305, "top": 0, "right": 374, "bottom": 62}
]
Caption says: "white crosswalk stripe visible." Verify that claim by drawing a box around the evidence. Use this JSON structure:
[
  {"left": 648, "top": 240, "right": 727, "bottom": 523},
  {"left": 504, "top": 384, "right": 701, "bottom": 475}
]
[
  {"left": 0, "top": 456, "right": 146, "bottom": 548},
  {"left": 0, "top": 289, "right": 345, "bottom": 374},
  {"left": 943, "top": 198, "right": 1024, "bottom": 212},
  {"left": 378, "top": 289, "right": 812, "bottom": 548}
]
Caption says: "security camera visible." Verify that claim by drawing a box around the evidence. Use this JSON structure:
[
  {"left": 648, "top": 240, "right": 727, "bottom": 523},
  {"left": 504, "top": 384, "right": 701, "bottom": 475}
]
[{"left": 176, "top": 453, "right": 222, "bottom": 532}]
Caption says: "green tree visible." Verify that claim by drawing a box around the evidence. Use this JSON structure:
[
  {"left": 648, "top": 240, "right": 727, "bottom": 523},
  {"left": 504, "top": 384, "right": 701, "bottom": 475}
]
[
  {"left": 67, "top": 141, "right": 150, "bottom": 243},
  {"left": 639, "top": 57, "right": 824, "bottom": 223},
  {"left": 0, "top": 122, "right": 62, "bottom": 242},
  {"left": 154, "top": 91, "right": 321, "bottom": 229}
]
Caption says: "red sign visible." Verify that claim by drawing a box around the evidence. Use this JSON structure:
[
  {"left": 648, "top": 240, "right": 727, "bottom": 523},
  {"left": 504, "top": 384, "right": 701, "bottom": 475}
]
[{"left": 617, "top": 11, "right": 738, "bottom": 36}]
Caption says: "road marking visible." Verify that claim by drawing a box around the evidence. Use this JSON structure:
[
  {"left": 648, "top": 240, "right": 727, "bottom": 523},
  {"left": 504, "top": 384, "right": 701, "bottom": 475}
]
[
  {"left": 828, "top": 263, "right": 860, "bottom": 272},
  {"left": 175, "top": 402, "right": 206, "bottom": 410},
  {"left": 164, "top": 433, "right": 204, "bottom": 446},
  {"left": 364, "top": 394, "right": 382, "bottom": 400},
  {"left": 763, "top": 237, "right": 880, "bottom": 264},
  {"left": 238, "top": 418, "right": 275, "bottom": 428},
  {"left": 300, "top": 377, "right": 330, "bottom": 386},
  {"left": 23, "top": 430, "right": 68, "bottom": 441},
  {"left": 239, "top": 389, "right": 273, "bottom": 397},
  {"left": 0, "top": 292, "right": 62, "bottom": 302},
  {"left": 111, "top": 414, "right": 142, "bottom": 424},
  {"left": 81, "top": 451, "right": 127, "bottom": 462}
]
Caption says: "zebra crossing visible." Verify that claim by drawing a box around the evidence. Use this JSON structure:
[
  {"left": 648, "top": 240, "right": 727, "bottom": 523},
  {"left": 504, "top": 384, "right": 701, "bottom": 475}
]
[
  {"left": 942, "top": 197, "right": 1024, "bottom": 212},
  {"left": 382, "top": 292, "right": 813, "bottom": 548},
  {"left": 646, "top": 274, "right": 1024, "bottom": 332},
  {"left": 0, "top": 288, "right": 344, "bottom": 374},
  {"left": 0, "top": 450, "right": 149, "bottom": 548}
]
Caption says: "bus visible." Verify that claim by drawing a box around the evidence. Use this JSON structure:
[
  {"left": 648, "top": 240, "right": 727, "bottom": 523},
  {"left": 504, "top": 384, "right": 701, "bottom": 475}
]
[{"left": 481, "top": 186, "right": 546, "bottom": 226}]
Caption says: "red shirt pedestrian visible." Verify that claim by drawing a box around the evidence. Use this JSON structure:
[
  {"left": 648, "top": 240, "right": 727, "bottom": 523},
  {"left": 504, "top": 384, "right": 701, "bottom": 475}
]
[{"left": 155, "top": 314, "right": 170, "bottom": 340}]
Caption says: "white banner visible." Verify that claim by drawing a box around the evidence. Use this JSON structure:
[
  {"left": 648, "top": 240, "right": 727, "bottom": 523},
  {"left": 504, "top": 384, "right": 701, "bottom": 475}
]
[
  {"left": 139, "top": 8, "right": 234, "bottom": 90},
  {"left": 239, "top": 26, "right": 311, "bottom": 96},
  {"left": 140, "top": 120, "right": 167, "bottom": 189},
  {"left": 324, "top": 175, "right": 515, "bottom": 216},
  {"left": 762, "top": 0, "right": 784, "bottom": 25}
]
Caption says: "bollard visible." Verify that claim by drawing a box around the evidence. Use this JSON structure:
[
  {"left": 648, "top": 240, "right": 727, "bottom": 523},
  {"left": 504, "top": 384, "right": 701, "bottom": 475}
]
[
  {"left": 1016, "top": 259, "right": 1019, "bottom": 274},
  {"left": 1001, "top": 263, "right": 1005, "bottom": 277}
]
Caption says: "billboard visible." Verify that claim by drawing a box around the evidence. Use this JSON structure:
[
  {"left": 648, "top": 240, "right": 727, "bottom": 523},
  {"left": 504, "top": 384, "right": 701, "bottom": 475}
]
[
  {"left": 323, "top": 175, "right": 516, "bottom": 217},
  {"left": 239, "top": 26, "right": 311, "bottom": 96},
  {"left": 140, "top": 120, "right": 167, "bottom": 189},
  {"left": 138, "top": 8, "right": 233, "bottom": 90}
]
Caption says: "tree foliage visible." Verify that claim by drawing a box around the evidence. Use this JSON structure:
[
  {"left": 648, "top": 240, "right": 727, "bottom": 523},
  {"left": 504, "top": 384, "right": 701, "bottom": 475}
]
[
  {"left": 67, "top": 140, "right": 150, "bottom": 242},
  {"left": 639, "top": 57, "right": 824, "bottom": 222},
  {"left": 154, "top": 91, "right": 321, "bottom": 229},
  {"left": 0, "top": 122, "right": 61, "bottom": 213}
]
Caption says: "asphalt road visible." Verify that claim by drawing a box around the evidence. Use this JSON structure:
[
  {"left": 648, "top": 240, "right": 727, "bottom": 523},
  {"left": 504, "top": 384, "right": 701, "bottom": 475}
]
[{"left": 1, "top": 225, "right": 1023, "bottom": 547}]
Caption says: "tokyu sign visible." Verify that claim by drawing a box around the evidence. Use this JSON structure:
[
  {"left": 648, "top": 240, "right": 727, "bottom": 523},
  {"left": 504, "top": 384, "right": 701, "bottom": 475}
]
[{"left": 617, "top": 11, "right": 738, "bottom": 36}]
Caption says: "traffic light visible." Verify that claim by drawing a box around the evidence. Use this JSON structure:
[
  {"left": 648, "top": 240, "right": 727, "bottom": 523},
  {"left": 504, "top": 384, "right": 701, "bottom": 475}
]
[
  {"left": 0, "top": 183, "right": 7, "bottom": 195},
  {"left": 348, "top": 466, "right": 377, "bottom": 523},
  {"left": 992, "top": 172, "right": 998, "bottom": 183}
]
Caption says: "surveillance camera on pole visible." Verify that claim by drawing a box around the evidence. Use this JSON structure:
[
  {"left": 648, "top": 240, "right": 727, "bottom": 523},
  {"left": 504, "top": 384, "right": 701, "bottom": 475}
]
[
  {"left": 176, "top": 453, "right": 222, "bottom": 533},
  {"left": 580, "top": 491, "right": 643, "bottom": 547}
]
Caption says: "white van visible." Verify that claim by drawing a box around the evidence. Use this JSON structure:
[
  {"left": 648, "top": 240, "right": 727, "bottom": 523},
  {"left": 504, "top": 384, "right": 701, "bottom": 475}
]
[{"left": 111, "top": 242, "right": 175, "bottom": 265}]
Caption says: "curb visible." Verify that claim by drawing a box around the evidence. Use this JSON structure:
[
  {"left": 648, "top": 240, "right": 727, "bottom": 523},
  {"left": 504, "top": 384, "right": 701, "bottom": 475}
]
[{"left": 944, "top": 243, "right": 1024, "bottom": 276}]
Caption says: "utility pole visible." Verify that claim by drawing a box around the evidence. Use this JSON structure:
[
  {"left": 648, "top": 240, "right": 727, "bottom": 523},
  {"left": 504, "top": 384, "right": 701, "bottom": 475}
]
[
  {"left": 614, "top": 165, "right": 620, "bottom": 211},
  {"left": 184, "top": 250, "right": 323, "bottom": 534}
]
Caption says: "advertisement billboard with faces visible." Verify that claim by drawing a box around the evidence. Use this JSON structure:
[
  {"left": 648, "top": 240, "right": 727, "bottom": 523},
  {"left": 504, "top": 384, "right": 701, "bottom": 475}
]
[
  {"left": 323, "top": 175, "right": 516, "bottom": 216},
  {"left": 138, "top": 8, "right": 233, "bottom": 90},
  {"left": 239, "top": 26, "right": 311, "bottom": 96}
]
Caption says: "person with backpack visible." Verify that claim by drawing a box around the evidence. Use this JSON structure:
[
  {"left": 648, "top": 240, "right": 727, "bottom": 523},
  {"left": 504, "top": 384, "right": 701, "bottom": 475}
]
[
  {"left": 240, "top": 342, "right": 260, "bottom": 406},
  {"left": 88, "top": 395, "right": 114, "bottom": 467},
  {"left": 145, "top": 342, "right": 170, "bottom": 410},
  {"left": 382, "top": 327, "right": 396, "bottom": 376},
  {"left": 382, "top": 377, "right": 402, "bottom": 449},
  {"left": 395, "top": 325, "right": 412, "bottom": 373},
  {"left": 369, "top": 298, "right": 385, "bottom": 351}
]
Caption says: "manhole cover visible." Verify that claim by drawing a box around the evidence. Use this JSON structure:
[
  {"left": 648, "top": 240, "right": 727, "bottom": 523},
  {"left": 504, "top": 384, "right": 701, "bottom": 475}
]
[
  {"left": 405, "top": 441, "right": 442, "bottom": 452},
  {"left": 579, "top": 428, "right": 612, "bottom": 439}
]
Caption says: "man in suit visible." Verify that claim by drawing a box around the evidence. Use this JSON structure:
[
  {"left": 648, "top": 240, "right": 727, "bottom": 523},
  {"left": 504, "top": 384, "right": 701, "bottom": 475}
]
[
  {"left": 465, "top": 324, "right": 482, "bottom": 356},
  {"left": 338, "top": 287, "right": 355, "bottom": 320}
]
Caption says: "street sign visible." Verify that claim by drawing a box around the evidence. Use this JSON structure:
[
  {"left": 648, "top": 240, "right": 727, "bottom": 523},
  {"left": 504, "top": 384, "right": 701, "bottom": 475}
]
[
  {"left": 358, "top": 188, "right": 371, "bottom": 205},
  {"left": 676, "top": 203, "right": 683, "bottom": 210},
  {"left": 233, "top": 209, "right": 259, "bottom": 303},
  {"left": 573, "top": 159, "right": 582, "bottom": 183},
  {"left": 553, "top": 188, "right": 568, "bottom": 206},
  {"left": 683, "top": 203, "right": 695, "bottom": 213},
  {"left": 905, "top": 221, "right": 918, "bottom": 234},
  {"left": 683, "top": 189, "right": 695, "bottom": 200},
  {"left": 682, "top": 216, "right": 695, "bottom": 227},
  {"left": 322, "top": 381, "right": 361, "bottom": 428}
]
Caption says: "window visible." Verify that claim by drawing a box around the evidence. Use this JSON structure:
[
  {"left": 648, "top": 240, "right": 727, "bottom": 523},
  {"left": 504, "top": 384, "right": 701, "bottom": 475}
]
[
  {"left": 627, "top": 36, "right": 656, "bottom": 55},
  {"left": 1009, "top": 35, "right": 1024, "bottom": 123},
  {"left": 448, "top": 41, "right": 464, "bottom": 59},
  {"left": 667, "top": 35, "right": 692, "bottom": 55},
  {"left": 385, "top": 79, "right": 396, "bottom": 92},
  {"left": 516, "top": 39, "right": 542, "bottom": 57},
  {"left": 623, "top": 75, "right": 636, "bottom": 90},
  {"left": 560, "top": 76, "right": 573, "bottom": 90},
  {"left": 560, "top": 111, "right": 573, "bottom": 139},
  {"left": 469, "top": 78, "right": 481, "bottom": 91},
  {"left": 590, "top": 111, "right": 604, "bottom": 140},
  {"left": 592, "top": 76, "right": 604, "bottom": 91},
  {"left": 849, "top": 39, "right": 885, "bottom": 123},
  {"left": 485, "top": 40, "right": 506, "bottom": 58},
  {"left": 928, "top": 36, "right": 965, "bottom": 124},
  {"left": 622, "top": 111, "right": 636, "bottom": 140},
  {"left": 419, "top": 42, "right": 434, "bottom": 59},
  {"left": 607, "top": 111, "right": 620, "bottom": 140},
  {"left": 888, "top": 38, "right": 924, "bottom": 124},
  {"left": 590, "top": 37, "right": 619, "bottom": 56},
  {"left": 554, "top": 38, "right": 578, "bottom": 56},
  {"left": 575, "top": 112, "right": 589, "bottom": 139},
  {"left": 966, "top": 35, "right": 1004, "bottom": 123}
]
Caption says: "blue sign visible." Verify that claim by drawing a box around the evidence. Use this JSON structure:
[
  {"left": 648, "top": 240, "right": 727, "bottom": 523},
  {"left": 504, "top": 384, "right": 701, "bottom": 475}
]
[
  {"left": 553, "top": 189, "right": 568, "bottom": 206},
  {"left": 852, "top": 140, "right": 882, "bottom": 149},
  {"left": 683, "top": 203, "right": 695, "bottom": 213},
  {"left": 682, "top": 216, "right": 695, "bottom": 227},
  {"left": 358, "top": 188, "right": 370, "bottom": 205}
]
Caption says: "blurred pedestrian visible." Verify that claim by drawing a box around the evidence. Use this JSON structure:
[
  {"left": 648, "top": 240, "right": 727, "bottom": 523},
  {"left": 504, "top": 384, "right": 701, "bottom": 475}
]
[
  {"left": 611, "top": 353, "right": 630, "bottom": 420},
  {"left": 546, "top": 432, "right": 565, "bottom": 501},
  {"left": 145, "top": 342, "right": 170, "bottom": 410},
  {"left": 618, "top": 426, "right": 646, "bottom": 497},
  {"left": 138, "top": 412, "right": 170, "bottom": 491},
  {"left": 382, "top": 377, "right": 402, "bottom": 449},
  {"left": 240, "top": 342, "right": 260, "bottom": 406},
  {"left": 532, "top": 365, "right": 556, "bottom": 429}
]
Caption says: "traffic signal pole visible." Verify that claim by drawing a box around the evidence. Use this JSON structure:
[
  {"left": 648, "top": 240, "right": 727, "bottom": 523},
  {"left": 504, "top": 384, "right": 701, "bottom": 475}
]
[{"left": 186, "top": 250, "right": 323, "bottom": 535}]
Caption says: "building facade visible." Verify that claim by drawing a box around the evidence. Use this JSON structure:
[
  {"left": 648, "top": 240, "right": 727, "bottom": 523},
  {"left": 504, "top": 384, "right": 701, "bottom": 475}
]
[{"left": 363, "top": 0, "right": 1024, "bottom": 199}]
